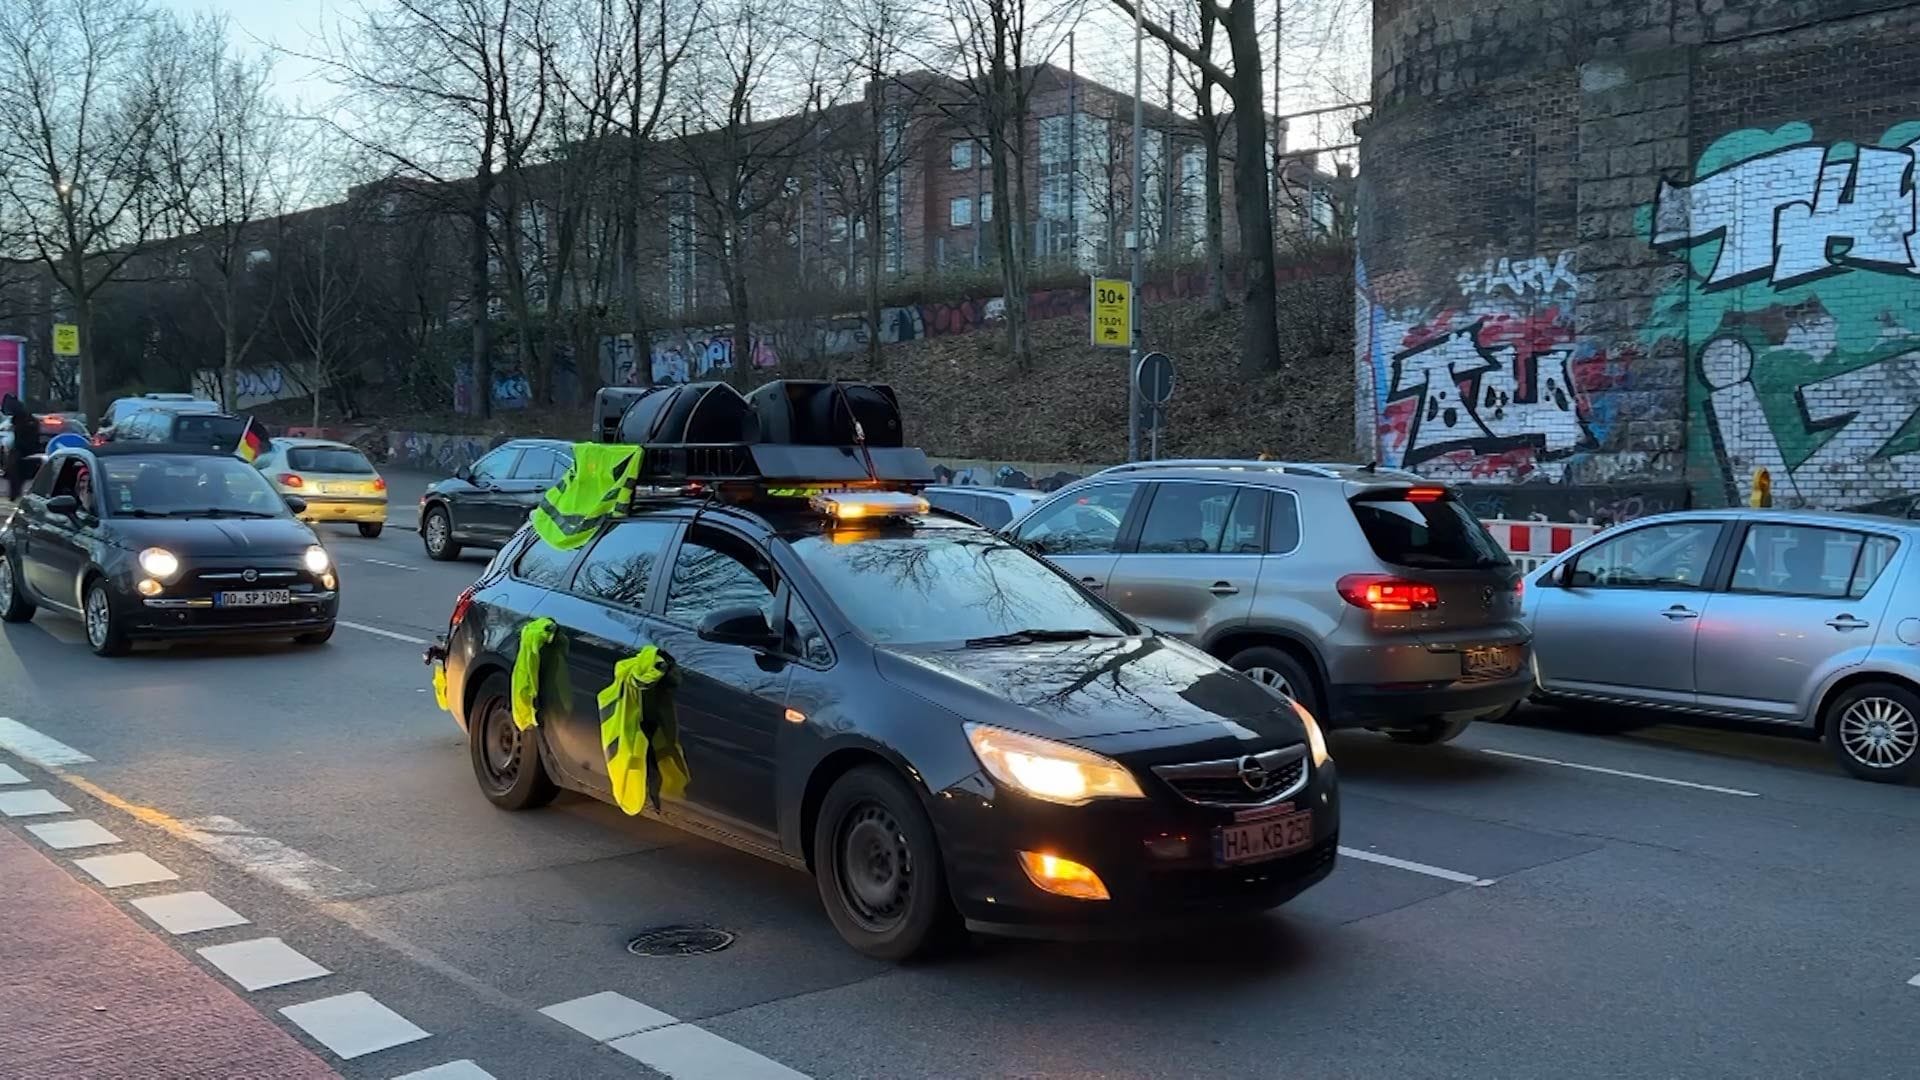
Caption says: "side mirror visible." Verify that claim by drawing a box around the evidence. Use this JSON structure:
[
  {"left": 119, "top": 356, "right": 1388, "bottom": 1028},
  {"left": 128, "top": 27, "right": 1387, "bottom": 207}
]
[
  {"left": 284, "top": 495, "right": 308, "bottom": 515},
  {"left": 45, "top": 495, "right": 78, "bottom": 516},
  {"left": 1565, "top": 566, "right": 1596, "bottom": 588},
  {"left": 697, "top": 604, "right": 780, "bottom": 650}
]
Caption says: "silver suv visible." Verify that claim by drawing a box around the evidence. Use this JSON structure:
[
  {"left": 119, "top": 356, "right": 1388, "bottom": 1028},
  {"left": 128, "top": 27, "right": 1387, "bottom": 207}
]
[{"left": 1005, "top": 460, "right": 1531, "bottom": 744}]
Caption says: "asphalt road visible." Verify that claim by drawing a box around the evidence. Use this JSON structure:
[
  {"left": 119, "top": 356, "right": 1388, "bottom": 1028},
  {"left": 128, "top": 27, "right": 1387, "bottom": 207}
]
[{"left": 2, "top": 471, "right": 1917, "bottom": 1079}]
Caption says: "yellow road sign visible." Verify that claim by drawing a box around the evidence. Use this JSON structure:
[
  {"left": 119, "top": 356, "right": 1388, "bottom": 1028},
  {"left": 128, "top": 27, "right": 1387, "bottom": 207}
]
[
  {"left": 1091, "top": 278, "right": 1131, "bottom": 348},
  {"left": 52, "top": 323, "right": 79, "bottom": 356}
]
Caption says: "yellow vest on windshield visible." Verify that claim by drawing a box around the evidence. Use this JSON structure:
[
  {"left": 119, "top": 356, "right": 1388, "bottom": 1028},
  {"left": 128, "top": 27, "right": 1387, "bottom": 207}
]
[{"left": 531, "top": 443, "right": 643, "bottom": 550}]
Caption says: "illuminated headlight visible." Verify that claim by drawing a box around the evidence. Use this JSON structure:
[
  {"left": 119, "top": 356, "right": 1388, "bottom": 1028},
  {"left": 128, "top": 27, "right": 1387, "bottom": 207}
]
[
  {"left": 138, "top": 547, "right": 180, "bottom": 580},
  {"left": 965, "top": 723, "right": 1145, "bottom": 805},
  {"left": 303, "top": 545, "right": 331, "bottom": 573},
  {"left": 1289, "top": 696, "right": 1332, "bottom": 767}
]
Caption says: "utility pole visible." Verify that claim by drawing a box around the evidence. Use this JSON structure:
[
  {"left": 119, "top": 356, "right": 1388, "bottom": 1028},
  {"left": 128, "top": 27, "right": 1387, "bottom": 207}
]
[{"left": 1127, "top": 0, "right": 1144, "bottom": 462}]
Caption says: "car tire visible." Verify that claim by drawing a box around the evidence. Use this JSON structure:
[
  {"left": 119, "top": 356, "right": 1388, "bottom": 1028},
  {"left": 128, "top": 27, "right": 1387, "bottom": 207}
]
[
  {"left": 1228, "top": 645, "right": 1323, "bottom": 719},
  {"left": 358, "top": 522, "right": 385, "bottom": 539},
  {"left": 813, "top": 764, "right": 959, "bottom": 962},
  {"left": 83, "top": 579, "right": 129, "bottom": 657},
  {"left": 422, "top": 506, "right": 461, "bottom": 561},
  {"left": 1385, "top": 716, "right": 1473, "bottom": 745},
  {"left": 467, "top": 671, "right": 558, "bottom": 810},
  {"left": 295, "top": 625, "right": 335, "bottom": 645},
  {"left": 1823, "top": 681, "right": 1920, "bottom": 784},
  {"left": 0, "top": 550, "right": 34, "bottom": 624}
]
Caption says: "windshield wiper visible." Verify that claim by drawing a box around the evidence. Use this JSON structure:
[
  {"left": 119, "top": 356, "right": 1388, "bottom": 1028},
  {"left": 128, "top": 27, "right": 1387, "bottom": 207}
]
[
  {"left": 963, "top": 628, "right": 1117, "bottom": 648},
  {"left": 160, "top": 508, "right": 278, "bottom": 519}
]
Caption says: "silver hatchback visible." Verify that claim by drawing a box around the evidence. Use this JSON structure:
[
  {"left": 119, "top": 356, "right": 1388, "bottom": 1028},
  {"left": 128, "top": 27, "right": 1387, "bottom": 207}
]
[
  {"left": 1005, "top": 461, "right": 1532, "bottom": 744},
  {"left": 1520, "top": 508, "right": 1920, "bottom": 783}
]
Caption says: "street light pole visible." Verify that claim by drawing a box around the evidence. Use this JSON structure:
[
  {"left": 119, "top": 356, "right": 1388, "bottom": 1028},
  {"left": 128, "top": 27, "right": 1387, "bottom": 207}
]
[{"left": 1127, "top": 0, "right": 1144, "bottom": 462}]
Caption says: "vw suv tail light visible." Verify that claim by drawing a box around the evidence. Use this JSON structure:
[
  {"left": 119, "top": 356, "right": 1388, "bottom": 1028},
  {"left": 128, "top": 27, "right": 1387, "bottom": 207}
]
[{"left": 1337, "top": 574, "right": 1440, "bottom": 612}]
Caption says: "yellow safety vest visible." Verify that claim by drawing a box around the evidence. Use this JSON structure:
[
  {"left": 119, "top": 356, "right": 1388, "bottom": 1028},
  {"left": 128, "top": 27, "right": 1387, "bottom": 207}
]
[
  {"left": 531, "top": 443, "right": 643, "bottom": 550},
  {"left": 597, "top": 646, "right": 689, "bottom": 816},
  {"left": 512, "top": 617, "right": 557, "bottom": 730}
]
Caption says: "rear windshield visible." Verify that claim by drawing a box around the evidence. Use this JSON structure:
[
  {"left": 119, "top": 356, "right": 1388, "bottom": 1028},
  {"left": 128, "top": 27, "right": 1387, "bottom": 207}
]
[
  {"left": 173, "top": 414, "right": 247, "bottom": 448},
  {"left": 288, "top": 447, "right": 375, "bottom": 474},
  {"left": 1349, "top": 492, "right": 1510, "bottom": 569}
]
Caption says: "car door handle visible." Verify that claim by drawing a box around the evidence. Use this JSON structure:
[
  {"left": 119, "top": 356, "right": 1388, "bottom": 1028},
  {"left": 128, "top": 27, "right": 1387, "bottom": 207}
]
[
  {"left": 1209, "top": 581, "right": 1240, "bottom": 596},
  {"left": 1079, "top": 576, "right": 1104, "bottom": 590},
  {"left": 1662, "top": 606, "right": 1699, "bottom": 620},
  {"left": 1826, "top": 615, "right": 1871, "bottom": 630}
]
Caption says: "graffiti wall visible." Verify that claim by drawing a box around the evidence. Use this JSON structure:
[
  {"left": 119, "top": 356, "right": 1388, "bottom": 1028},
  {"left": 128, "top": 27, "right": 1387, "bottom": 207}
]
[
  {"left": 929, "top": 458, "right": 1093, "bottom": 493},
  {"left": 191, "top": 365, "right": 312, "bottom": 409},
  {"left": 385, "top": 430, "right": 496, "bottom": 474},
  {"left": 1651, "top": 121, "right": 1920, "bottom": 511}
]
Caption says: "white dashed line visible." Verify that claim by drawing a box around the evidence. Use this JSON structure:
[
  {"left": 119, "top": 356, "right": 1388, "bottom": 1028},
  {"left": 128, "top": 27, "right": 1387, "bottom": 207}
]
[
  {"left": 0, "top": 789, "right": 72, "bottom": 816},
  {"left": 541, "top": 992, "right": 677, "bottom": 1041},
  {"left": 73, "top": 851, "right": 180, "bottom": 887},
  {"left": 0, "top": 718, "right": 93, "bottom": 765},
  {"left": 1479, "top": 748, "right": 1762, "bottom": 797},
  {"left": 1909, "top": 972, "right": 1920, "bottom": 989},
  {"left": 338, "top": 620, "right": 431, "bottom": 645},
  {"left": 0, "top": 762, "right": 27, "bottom": 784},
  {"left": 198, "top": 936, "right": 332, "bottom": 991},
  {"left": 393, "top": 1062, "right": 496, "bottom": 1080},
  {"left": 359, "top": 558, "right": 421, "bottom": 573},
  {"left": 131, "top": 891, "right": 251, "bottom": 935},
  {"left": 1338, "top": 846, "right": 1496, "bottom": 887},
  {"left": 280, "top": 991, "right": 431, "bottom": 1059},
  {"left": 610, "top": 1024, "right": 811, "bottom": 1080},
  {"left": 26, "top": 818, "right": 121, "bottom": 849},
  {"left": 175, "top": 815, "right": 371, "bottom": 900}
]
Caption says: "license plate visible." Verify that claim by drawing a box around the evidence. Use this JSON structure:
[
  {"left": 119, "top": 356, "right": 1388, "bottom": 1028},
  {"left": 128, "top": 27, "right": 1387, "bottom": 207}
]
[
  {"left": 1463, "top": 645, "right": 1520, "bottom": 677},
  {"left": 1213, "top": 810, "right": 1313, "bottom": 866},
  {"left": 215, "top": 589, "right": 292, "bottom": 608},
  {"left": 318, "top": 483, "right": 352, "bottom": 495}
]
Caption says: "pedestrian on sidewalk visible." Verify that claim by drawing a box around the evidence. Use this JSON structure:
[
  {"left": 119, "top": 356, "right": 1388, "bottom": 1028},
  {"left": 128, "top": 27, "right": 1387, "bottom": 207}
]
[{"left": 3, "top": 394, "right": 42, "bottom": 499}]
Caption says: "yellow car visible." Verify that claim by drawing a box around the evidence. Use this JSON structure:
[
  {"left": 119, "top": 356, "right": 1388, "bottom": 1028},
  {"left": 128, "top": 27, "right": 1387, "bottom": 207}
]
[{"left": 255, "top": 438, "right": 390, "bottom": 537}]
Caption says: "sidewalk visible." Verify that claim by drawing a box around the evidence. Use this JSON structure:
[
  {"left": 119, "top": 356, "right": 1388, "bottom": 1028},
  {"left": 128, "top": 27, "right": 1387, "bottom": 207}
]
[{"left": 0, "top": 827, "right": 339, "bottom": 1080}]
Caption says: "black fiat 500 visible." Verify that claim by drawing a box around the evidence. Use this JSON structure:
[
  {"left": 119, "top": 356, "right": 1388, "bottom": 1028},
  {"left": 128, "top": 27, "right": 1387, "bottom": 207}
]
[
  {"left": 0, "top": 444, "right": 339, "bottom": 655},
  {"left": 435, "top": 491, "right": 1339, "bottom": 959}
]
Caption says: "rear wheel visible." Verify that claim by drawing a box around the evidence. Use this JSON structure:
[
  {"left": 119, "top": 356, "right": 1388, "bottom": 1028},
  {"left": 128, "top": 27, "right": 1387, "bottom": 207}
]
[
  {"left": 423, "top": 506, "right": 461, "bottom": 561},
  {"left": 0, "top": 551, "right": 34, "bottom": 623},
  {"left": 84, "top": 579, "right": 129, "bottom": 657},
  {"left": 1825, "top": 681, "right": 1920, "bottom": 784},
  {"left": 357, "top": 522, "right": 384, "bottom": 539},
  {"left": 1385, "top": 716, "right": 1473, "bottom": 745},
  {"left": 1228, "top": 645, "right": 1323, "bottom": 720},
  {"left": 813, "top": 765, "right": 958, "bottom": 961},
  {"left": 468, "top": 671, "right": 558, "bottom": 810}
]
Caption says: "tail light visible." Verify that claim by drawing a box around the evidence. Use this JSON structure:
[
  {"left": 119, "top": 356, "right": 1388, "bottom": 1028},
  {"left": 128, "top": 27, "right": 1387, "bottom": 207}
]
[
  {"left": 278, "top": 473, "right": 304, "bottom": 488},
  {"left": 1404, "top": 486, "right": 1447, "bottom": 503},
  {"left": 372, "top": 476, "right": 387, "bottom": 492},
  {"left": 449, "top": 585, "right": 477, "bottom": 632},
  {"left": 1338, "top": 574, "right": 1440, "bottom": 612}
]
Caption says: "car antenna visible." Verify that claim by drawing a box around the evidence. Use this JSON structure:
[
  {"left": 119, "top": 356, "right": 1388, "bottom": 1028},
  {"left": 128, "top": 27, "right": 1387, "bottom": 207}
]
[{"left": 831, "top": 379, "right": 880, "bottom": 484}]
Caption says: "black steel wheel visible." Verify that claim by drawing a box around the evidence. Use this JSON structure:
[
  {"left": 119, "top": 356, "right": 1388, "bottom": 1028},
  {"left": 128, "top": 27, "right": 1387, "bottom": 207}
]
[
  {"left": 358, "top": 522, "right": 385, "bottom": 539},
  {"left": 813, "top": 764, "right": 957, "bottom": 961},
  {"left": 467, "top": 671, "right": 558, "bottom": 810}
]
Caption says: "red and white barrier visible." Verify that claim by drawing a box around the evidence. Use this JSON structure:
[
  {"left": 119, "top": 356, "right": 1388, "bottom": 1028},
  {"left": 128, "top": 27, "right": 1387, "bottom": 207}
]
[{"left": 1482, "top": 518, "right": 1603, "bottom": 572}]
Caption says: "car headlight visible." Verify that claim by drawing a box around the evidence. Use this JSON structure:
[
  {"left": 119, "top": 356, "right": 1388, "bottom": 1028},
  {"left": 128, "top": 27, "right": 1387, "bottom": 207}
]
[
  {"left": 138, "top": 547, "right": 180, "bottom": 580},
  {"left": 303, "top": 545, "right": 331, "bottom": 573},
  {"left": 965, "top": 723, "right": 1145, "bottom": 805},
  {"left": 1288, "top": 696, "right": 1332, "bottom": 767}
]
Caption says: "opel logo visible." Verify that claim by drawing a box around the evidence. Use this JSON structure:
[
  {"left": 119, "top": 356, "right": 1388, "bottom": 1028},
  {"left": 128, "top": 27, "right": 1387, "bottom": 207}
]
[
  {"left": 1237, "top": 756, "right": 1272, "bottom": 792},
  {"left": 242, "top": 568, "right": 258, "bottom": 583}
]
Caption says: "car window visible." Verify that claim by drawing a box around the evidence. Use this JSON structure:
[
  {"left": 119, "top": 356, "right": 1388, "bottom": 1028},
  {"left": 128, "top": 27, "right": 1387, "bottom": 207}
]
[
  {"left": 287, "top": 447, "right": 375, "bottom": 474},
  {"left": 511, "top": 448, "right": 565, "bottom": 481},
  {"left": 1851, "top": 536, "right": 1900, "bottom": 599},
  {"left": 574, "top": 520, "right": 677, "bottom": 608},
  {"left": 1269, "top": 490, "right": 1302, "bottom": 553},
  {"left": 470, "top": 448, "right": 517, "bottom": 483},
  {"left": 27, "top": 459, "right": 58, "bottom": 497},
  {"left": 783, "top": 593, "right": 833, "bottom": 664},
  {"left": 1137, "top": 483, "right": 1243, "bottom": 554},
  {"left": 789, "top": 527, "right": 1129, "bottom": 645},
  {"left": 1730, "top": 524, "right": 1868, "bottom": 599},
  {"left": 1570, "top": 522, "right": 1720, "bottom": 590},
  {"left": 172, "top": 414, "right": 245, "bottom": 450},
  {"left": 1015, "top": 483, "right": 1137, "bottom": 555},
  {"left": 96, "top": 454, "right": 286, "bottom": 517},
  {"left": 513, "top": 535, "right": 574, "bottom": 589},
  {"left": 927, "top": 490, "right": 981, "bottom": 522},
  {"left": 1349, "top": 490, "right": 1509, "bottom": 569},
  {"left": 970, "top": 495, "right": 1016, "bottom": 530},
  {"left": 664, "top": 526, "right": 779, "bottom": 626}
]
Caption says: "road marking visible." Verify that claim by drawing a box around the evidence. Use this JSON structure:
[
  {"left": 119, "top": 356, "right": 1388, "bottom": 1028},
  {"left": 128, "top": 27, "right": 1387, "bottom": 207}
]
[
  {"left": 25, "top": 818, "right": 121, "bottom": 849},
  {"left": 0, "top": 762, "right": 26, "bottom": 784},
  {"left": 280, "top": 991, "right": 430, "bottom": 1059},
  {"left": 1479, "top": 748, "right": 1762, "bottom": 797},
  {"left": 1909, "top": 972, "right": 1920, "bottom": 989},
  {"left": 1338, "top": 846, "right": 1496, "bottom": 887},
  {"left": 339, "top": 620, "right": 430, "bottom": 645},
  {"left": 132, "top": 891, "right": 251, "bottom": 935},
  {"left": 73, "top": 851, "right": 179, "bottom": 887},
  {"left": 0, "top": 718, "right": 94, "bottom": 765},
  {"left": 198, "top": 936, "right": 332, "bottom": 991},
  {"left": 394, "top": 1063, "right": 496, "bottom": 1080},
  {"left": 359, "top": 558, "right": 420, "bottom": 573},
  {"left": 541, "top": 992, "right": 677, "bottom": 1041},
  {"left": 610, "top": 1024, "right": 811, "bottom": 1080},
  {"left": 0, "top": 789, "right": 72, "bottom": 817}
]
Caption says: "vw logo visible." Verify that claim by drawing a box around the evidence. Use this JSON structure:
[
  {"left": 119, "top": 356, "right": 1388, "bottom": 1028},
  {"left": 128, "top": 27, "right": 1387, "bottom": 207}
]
[
  {"left": 242, "top": 569, "right": 258, "bottom": 583},
  {"left": 1481, "top": 586, "right": 1495, "bottom": 609},
  {"left": 1237, "top": 756, "right": 1272, "bottom": 792}
]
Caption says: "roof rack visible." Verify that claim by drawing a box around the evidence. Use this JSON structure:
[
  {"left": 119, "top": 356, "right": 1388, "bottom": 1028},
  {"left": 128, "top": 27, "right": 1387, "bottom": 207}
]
[{"left": 1092, "top": 459, "right": 1432, "bottom": 482}]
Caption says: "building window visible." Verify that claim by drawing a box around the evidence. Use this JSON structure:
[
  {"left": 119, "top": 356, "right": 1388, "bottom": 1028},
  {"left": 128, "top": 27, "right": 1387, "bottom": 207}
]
[
  {"left": 981, "top": 193, "right": 993, "bottom": 222},
  {"left": 950, "top": 197, "right": 972, "bottom": 227},
  {"left": 950, "top": 140, "right": 972, "bottom": 170}
]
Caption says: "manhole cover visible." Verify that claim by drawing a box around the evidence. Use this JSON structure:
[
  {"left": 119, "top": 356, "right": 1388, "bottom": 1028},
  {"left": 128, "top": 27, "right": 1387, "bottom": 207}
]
[{"left": 627, "top": 925, "right": 735, "bottom": 957}]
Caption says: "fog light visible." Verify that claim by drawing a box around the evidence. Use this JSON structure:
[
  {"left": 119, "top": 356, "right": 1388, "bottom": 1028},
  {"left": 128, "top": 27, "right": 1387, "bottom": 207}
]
[
  {"left": 1017, "top": 851, "right": 1110, "bottom": 901},
  {"left": 136, "top": 578, "right": 162, "bottom": 597},
  {"left": 321, "top": 572, "right": 336, "bottom": 590}
]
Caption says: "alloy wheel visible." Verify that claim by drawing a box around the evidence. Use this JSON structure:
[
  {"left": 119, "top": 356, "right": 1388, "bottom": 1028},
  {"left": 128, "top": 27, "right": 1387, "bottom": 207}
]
[
  {"left": 1838, "top": 696, "right": 1919, "bottom": 769},
  {"left": 425, "top": 512, "right": 449, "bottom": 555},
  {"left": 0, "top": 557, "right": 12, "bottom": 609},
  {"left": 1245, "top": 665, "right": 1296, "bottom": 698},
  {"left": 84, "top": 586, "right": 111, "bottom": 649},
  {"left": 836, "top": 802, "right": 913, "bottom": 932}
]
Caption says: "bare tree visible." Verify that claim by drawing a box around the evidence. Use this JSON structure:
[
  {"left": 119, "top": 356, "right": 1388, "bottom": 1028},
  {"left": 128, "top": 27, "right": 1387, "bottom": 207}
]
[
  {"left": 282, "top": 210, "right": 362, "bottom": 427},
  {"left": 1169, "top": 0, "right": 1228, "bottom": 311},
  {"left": 0, "top": 0, "right": 171, "bottom": 420}
]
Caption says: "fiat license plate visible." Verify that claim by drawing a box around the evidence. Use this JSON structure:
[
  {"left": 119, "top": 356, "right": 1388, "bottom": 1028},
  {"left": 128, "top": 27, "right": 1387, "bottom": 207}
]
[
  {"left": 215, "top": 589, "right": 292, "bottom": 608},
  {"left": 1213, "top": 810, "right": 1313, "bottom": 866}
]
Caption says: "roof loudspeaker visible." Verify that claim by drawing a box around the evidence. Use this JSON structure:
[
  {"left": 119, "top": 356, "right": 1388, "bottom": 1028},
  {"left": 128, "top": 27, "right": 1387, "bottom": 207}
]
[
  {"left": 748, "top": 381, "right": 904, "bottom": 448},
  {"left": 614, "top": 382, "right": 760, "bottom": 445}
]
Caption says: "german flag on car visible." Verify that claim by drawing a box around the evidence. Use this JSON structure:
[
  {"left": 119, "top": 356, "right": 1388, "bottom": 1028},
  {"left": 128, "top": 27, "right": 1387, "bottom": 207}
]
[{"left": 235, "top": 417, "right": 269, "bottom": 463}]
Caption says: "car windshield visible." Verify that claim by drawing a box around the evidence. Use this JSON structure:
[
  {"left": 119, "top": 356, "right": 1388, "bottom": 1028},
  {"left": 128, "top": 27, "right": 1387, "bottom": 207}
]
[
  {"left": 99, "top": 455, "right": 288, "bottom": 518},
  {"left": 789, "top": 526, "right": 1130, "bottom": 646},
  {"left": 287, "top": 447, "right": 375, "bottom": 474}
]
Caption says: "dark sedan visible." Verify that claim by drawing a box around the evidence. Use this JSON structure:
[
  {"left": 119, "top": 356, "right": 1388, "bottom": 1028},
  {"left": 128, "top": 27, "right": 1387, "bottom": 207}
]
[
  {"left": 418, "top": 439, "right": 573, "bottom": 561},
  {"left": 0, "top": 444, "right": 338, "bottom": 655},
  {"left": 433, "top": 496, "right": 1337, "bottom": 959}
]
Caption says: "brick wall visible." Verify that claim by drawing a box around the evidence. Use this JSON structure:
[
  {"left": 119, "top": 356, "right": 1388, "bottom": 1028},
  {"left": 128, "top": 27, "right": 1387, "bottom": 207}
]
[{"left": 1357, "top": 0, "right": 1920, "bottom": 521}]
